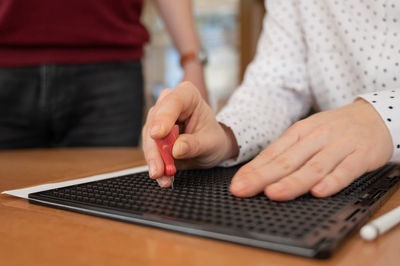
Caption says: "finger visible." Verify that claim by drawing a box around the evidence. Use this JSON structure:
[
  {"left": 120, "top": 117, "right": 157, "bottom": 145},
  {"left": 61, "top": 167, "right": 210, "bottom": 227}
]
[
  {"left": 143, "top": 138, "right": 164, "bottom": 179},
  {"left": 142, "top": 108, "right": 165, "bottom": 179},
  {"left": 251, "top": 120, "right": 312, "bottom": 168},
  {"left": 150, "top": 82, "right": 201, "bottom": 139},
  {"left": 229, "top": 121, "right": 312, "bottom": 193},
  {"left": 156, "top": 176, "right": 171, "bottom": 188},
  {"left": 230, "top": 127, "right": 329, "bottom": 197},
  {"left": 265, "top": 137, "right": 356, "bottom": 201},
  {"left": 157, "top": 88, "right": 172, "bottom": 101},
  {"left": 172, "top": 133, "right": 201, "bottom": 159},
  {"left": 310, "top": 150, "right": 368, "bottom": 197},
  {"left": 143, "top": 88, "right": 186, "bottom": 179}
]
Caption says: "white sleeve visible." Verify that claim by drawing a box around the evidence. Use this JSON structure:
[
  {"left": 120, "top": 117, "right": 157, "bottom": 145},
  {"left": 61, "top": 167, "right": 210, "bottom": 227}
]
[
  {"left": 216, "top": 0, "right": 312, "bottom": 166},
  {"left": 359, "top": 89, "right": 400, "bottom": 163}
]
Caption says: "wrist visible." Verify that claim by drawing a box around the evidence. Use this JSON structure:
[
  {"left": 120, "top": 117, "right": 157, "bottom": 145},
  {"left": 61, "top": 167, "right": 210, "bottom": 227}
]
[
  {"left": 180, "top": 48, "right": 208, "bottom": 68},
  {"left": 182, "top": 62, "right": 209, "bottom": 103},
  {"left": 219, "top": 122, "right": 239, "bottom": 161},
  {"left": 182, "top": 60, "right": 204, "bottom": 72}
]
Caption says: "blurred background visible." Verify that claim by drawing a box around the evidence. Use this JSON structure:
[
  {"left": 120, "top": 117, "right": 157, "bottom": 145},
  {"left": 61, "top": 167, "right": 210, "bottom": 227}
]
[{"left": 142, "top": 0, "right": 265, "bottom": 112}]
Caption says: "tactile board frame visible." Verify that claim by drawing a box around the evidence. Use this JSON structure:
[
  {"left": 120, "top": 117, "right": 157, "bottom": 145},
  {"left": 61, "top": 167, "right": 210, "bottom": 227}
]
[{"left": 29, "top": 164, "right": 400, "bottom": 258}]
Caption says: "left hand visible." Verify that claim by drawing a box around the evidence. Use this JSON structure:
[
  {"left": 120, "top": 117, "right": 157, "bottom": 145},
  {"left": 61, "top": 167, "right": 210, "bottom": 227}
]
[
  {"left": 229, "top": 99, "right": 393, "bottom": 201},
  {"left": 182, "top": 61, "right": 209, "bottom": 103}
]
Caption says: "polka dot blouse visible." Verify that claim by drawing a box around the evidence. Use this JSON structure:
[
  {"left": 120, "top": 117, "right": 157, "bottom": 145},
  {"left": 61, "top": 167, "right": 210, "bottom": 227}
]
[{"left": 217, "top": 0, "right": 400, "bottom": 166}]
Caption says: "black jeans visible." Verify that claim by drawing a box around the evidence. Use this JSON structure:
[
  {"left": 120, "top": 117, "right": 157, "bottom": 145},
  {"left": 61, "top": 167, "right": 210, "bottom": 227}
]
[{"left": 0, "top": 61, "right": 143, "bottom": 149}]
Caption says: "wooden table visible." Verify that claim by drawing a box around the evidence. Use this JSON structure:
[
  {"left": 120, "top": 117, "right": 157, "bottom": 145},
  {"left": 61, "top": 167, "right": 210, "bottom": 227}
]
[{"left": 1, "top": 148, "right": 399, "bottom": 266}]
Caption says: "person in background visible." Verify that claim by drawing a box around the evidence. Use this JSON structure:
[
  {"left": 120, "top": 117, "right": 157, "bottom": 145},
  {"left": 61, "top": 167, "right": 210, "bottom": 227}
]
[
  {"left": 143, "top": 0, "right": 400, "bottom": 200},
  {"left": 0, "top": 0, "right": 207, "bottom": 149}
]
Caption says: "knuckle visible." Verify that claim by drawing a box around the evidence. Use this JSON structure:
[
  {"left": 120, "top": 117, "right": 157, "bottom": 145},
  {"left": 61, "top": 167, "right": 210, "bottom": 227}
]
[
  {"left": 238, "top": 163, "right": 253, "bottom": 174},
  {"left": 288, "top": 120, "right": 307, "bottom": 135},
  {"left": 148, "top": 106, "right": 156, "bottom": 116},
  {"left": 180, "top": 81, "right": 195, "bottom": 89},
  {"left": 291, "top": 120, "right": 305, "bottom": 131},
  {"left": 179, "top": 81, "right": 201, "bottom": 98},
  {"left": 327, "top": 172, "right": 343, "bottom": 188},
  {"left": 283, "top": 122, "right": 305, "bottom": 142},
  {"left": 282, "top": 175, "right": 305, "bottom": 188},
  {"left": 259, "top": 146, "right": 278, "bottom": 160},
  {"left": 237, "top": 163, "right": 257, "bottom": 178},
  {"left": 307, "top": 160, "right": 325, "bottom": 175},
  {"left": 166, "top": 93, "right": 183, "bottom": 108},
  {"left": 308, "top": 124, "right": 330, "bottom": 139},
  {"left": 275, "top": 155, "right": 294, "bottom": 171},
  {"left": 338, "top": 160, "right": 354, "bottom": 176},
  {"left": 158, "top": 88, "right": 171, "bottom": 98}
]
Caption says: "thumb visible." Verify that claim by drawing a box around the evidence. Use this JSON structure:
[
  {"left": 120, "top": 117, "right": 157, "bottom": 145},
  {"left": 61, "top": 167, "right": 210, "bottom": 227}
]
[{"left": 172, "top": 134, "right": 202, "bottom": 159}]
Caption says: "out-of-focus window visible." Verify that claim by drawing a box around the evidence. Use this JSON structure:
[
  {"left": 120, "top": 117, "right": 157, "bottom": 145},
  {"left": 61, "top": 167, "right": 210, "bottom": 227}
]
[{"left": 142, "top": 0, "right": 239, "bottom": 111}]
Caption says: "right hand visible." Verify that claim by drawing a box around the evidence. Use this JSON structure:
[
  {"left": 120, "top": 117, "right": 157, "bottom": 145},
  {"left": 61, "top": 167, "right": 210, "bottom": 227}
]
[{"left": 142, "top": 81, "right": 238, "bottom": 187}]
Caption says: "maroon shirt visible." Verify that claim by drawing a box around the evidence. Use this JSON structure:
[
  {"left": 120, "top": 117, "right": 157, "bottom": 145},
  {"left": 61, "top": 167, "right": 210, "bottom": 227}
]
[{"left": 0, "top": 0, "right": 149, "bottom": 66}]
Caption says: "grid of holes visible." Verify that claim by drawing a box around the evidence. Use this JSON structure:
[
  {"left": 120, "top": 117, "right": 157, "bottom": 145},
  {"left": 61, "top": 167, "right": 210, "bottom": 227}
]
[{"left": 41, "top": 165, "right": 394, "bottom": 240}]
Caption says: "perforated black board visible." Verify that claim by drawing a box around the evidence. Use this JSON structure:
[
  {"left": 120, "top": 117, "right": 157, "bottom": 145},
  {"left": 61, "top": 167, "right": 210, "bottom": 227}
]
[{"left": 29, "top": 164, "right": 400, "bottom": 259}]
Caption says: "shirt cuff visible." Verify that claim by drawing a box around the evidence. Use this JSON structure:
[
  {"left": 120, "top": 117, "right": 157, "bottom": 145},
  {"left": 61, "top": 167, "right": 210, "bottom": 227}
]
[
  {"left": 358, "top": 89, "right": 400, "bottom": 163},
  {"left": 216, "top": 112, "right": 265, "bottom": 167}
]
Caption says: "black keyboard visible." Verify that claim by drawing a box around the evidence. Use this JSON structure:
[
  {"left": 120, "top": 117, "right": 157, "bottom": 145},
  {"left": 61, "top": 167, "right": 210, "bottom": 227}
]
[{"left": 29, "top": 164, "right": 400, "bottom": 259}]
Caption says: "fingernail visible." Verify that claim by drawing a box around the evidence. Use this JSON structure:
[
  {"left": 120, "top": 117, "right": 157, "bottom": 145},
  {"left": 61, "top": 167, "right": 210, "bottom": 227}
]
[
  {"left": 148, "top": 160, "right": 157, "bottom": 178},
  {"left": 313, "top": 180, "right": 328, "bottom": 195},
  {"left": 231, "top": 178, "right": 249, "bottom": 193},
  {"left": 157, "top": 176, "right": 170, "bottom": 187},
  {"left": 150, "top": 125, "right": 161, "bottom": 136}
]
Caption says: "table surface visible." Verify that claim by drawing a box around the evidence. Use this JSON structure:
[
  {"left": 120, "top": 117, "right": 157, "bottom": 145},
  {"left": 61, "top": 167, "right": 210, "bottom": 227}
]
[{"left": 1, "top": 148, "right": 399, "bottom": 266}]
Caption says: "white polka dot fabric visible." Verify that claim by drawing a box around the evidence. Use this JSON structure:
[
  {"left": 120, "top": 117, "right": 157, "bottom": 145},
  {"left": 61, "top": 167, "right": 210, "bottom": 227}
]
[{"left": 217, "top": 0, "right": 400, "bottom": 166}]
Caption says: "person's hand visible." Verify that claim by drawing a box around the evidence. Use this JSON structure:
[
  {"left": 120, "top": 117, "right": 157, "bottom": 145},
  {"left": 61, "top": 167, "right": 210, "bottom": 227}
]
[
  {"left": 230, "top": 99, "right": 393, "bottom": 201},
  {"left": 142, "top": 81, "right": 238, "bottom": 187},
  {"left": 182, "top": 61, "right": 209, "bottom": 103}
]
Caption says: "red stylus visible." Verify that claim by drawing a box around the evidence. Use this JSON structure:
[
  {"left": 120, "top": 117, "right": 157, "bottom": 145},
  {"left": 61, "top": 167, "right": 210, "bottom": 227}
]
[{"left": 154, "top": 124, "right": 179, "bottom": 189}]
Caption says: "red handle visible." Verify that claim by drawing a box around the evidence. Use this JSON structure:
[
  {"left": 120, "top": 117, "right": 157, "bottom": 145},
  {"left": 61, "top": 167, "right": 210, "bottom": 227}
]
[{"left": 155, "top": 125, "right": 179, "bottom": 176}]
